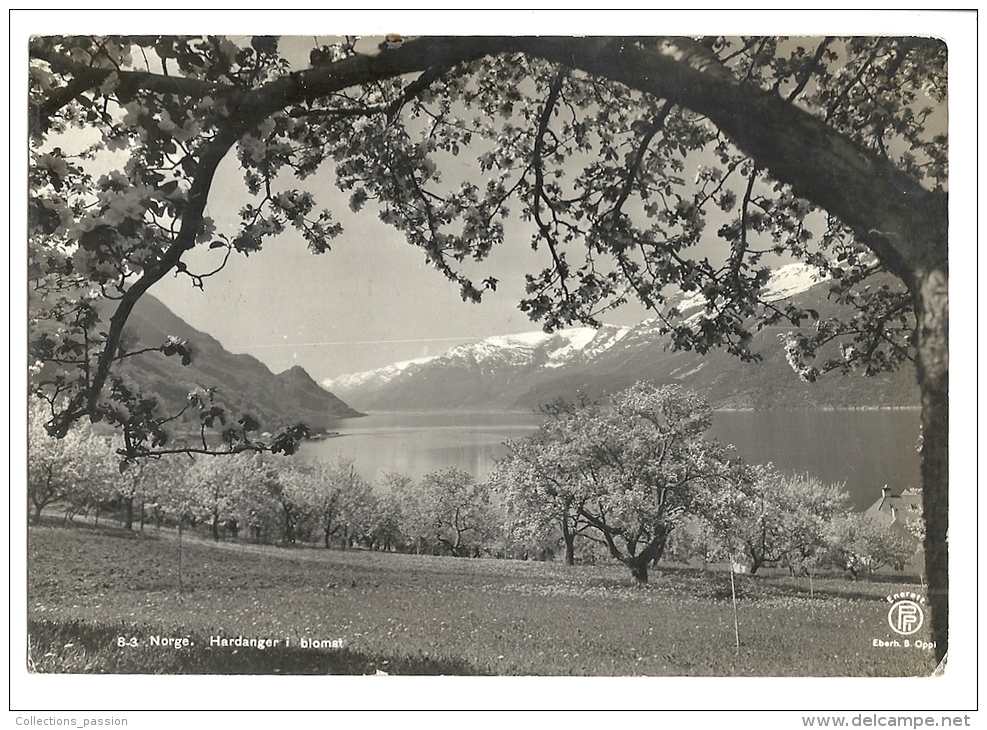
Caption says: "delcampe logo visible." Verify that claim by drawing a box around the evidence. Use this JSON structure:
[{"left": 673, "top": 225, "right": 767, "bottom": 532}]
[{"left": 886, "top": 593, "right": 925, "bottom": 636}]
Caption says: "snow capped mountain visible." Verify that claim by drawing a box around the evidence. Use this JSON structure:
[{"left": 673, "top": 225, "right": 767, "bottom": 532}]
[
  {"left": 326, "top": 355, "right": 437, "bottom": 392},
  {"left": 761, "top": 262, "right": 829, "bottom": 302},
  {"left": 322, "top": 325, "right": 632, "bottom": 399},
  {"left": 461, "top": 326, "right": 633, "bottom": 368},
  {"left": 323, "top": 263, "right": 917, "bottom": 412},
  {"left": 669, "top": 262, "right": 829, "bottom": 319},
  {"left": 442, "top": 326, "right": 630, "bottom": 368}
]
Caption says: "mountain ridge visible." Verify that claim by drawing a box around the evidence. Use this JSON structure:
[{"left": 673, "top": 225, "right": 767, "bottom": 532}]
[
  {"left": 117, "top": 293, "right": 364, "bottom": 434},
  {"left": 324, "top": 264, "right": 920, "bottom": 412}
]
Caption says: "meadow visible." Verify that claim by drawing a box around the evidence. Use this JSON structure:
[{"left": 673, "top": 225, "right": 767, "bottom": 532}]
[{"left": 27, "top": 522, "right": 937, "bottom": 676}]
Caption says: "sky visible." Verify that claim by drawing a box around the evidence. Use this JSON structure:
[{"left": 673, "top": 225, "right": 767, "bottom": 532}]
[{"left": 148, "top": 153, "right": 654, "bottom": 382}]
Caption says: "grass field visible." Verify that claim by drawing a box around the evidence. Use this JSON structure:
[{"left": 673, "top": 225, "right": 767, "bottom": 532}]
[{"left": 26, "top": 522, "right": 938, "bottom": 676}]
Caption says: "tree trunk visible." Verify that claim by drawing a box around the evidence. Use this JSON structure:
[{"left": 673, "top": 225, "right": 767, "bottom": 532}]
[
  {"left": 211, "top": 512, "right": 220, "bottom": 541},
  {"left": 748, "top": 550, "right": 763, "bottom": 576},
  {"left": 627, "top": 545, "right": 652, "bottom": 583},
  {"left": 284, "top": 514, "right": 296, "bottom": 545},
  {"left": 629, "top": 555, "right": 650, "bottom": 583},
  {"left": 561, "top": 518, "right": 576, "bottom": 565},
  {"left": 627, "top": 532, "right": 672, "bottom": 583},
  {"left": 124, "top": 495, "right": 134, "bottom": 531},
  {"left": 915, "top": 263, "right": 948, "bottom": 666},
  {"left": 564, "top": 535, "right": 575, "bottom": 566}
]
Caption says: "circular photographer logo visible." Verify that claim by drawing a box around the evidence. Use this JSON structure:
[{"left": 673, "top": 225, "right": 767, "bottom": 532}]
[{"left": 887, "top": 599, "right": 924, "bottom": 636}]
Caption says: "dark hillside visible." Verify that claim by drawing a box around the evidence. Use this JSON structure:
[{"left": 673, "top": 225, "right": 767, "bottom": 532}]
[{"left": 114, "top": 293, "right": 363, "bottom": 433}]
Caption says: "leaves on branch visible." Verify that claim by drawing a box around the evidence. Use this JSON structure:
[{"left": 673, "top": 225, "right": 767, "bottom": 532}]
[
  {"left": 28, "top": 34, "right": 943, "bottom": 458},
  {"left": 160, "top": 336, "right": 193, "bottom": 365},
  {"left": 270, "top": 424, "right": 311, "bottom": 456}
]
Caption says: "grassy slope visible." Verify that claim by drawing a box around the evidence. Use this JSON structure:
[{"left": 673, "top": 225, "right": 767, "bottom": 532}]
[{"left": 27, "top": 523, "right": 936, "bottom": 676}]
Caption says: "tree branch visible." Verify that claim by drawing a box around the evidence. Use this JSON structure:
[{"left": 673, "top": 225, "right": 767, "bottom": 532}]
[{"left": 788, "top": 37, "right": 832, "bottom": 102}]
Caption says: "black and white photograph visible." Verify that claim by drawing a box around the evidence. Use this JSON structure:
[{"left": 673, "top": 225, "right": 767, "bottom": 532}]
[{"left": 13, "top": 8, "right": 978, "bottom": 720}]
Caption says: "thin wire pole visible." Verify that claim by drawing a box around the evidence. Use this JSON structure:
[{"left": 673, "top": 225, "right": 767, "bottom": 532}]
[
  {"left": 730, "top": 562, "right": 740, "bottom": 654},
  {"left": 178, "top": 520, "right": 184, "bottom": 594}
]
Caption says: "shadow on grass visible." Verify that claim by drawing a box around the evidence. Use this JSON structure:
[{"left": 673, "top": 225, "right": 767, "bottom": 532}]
[
  {"left": 31, "top": 515, "right": 156, "bottom": 541},
  {"left": 28, "top": 619, "right": 484, "bottom": 676}
]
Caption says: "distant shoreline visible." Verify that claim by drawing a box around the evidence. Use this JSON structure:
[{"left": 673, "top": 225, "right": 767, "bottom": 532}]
[{"left": 338, "top": 405, "right": 923, "bottom": 418}]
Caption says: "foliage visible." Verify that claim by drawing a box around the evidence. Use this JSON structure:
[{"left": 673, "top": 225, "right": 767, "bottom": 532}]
[
  {"left": 491, "top": 416, "right": 596, "bottom": 565},
  {"left": 493, "top": 382, "right": 744, "bottom": 581},
  {"left": 115, "top": 453, "right": 188, "bottom": 530},
  {"left": 824, "top": 513, "right": 919, "bottom": 578},
  {"left": 179, "top": 452, "right": 263, "bottom": 540},
  {"left": 26, "top": 389, "right": 920, "bottom": 580},
  {"left": 115, "top": 459, "right": 149, "bottom": 529},
  {"left": 900, "top": 488, "right": 926, "bottom": 544},
  {"left": 288, "top": 457, "right": 374, "bottom": 549},
  {"left": 261, "top": 456, "right": 313, "bottom": 545},
  {"left": 403, "top": 468, "right": 498, "bottom": 557},
  {"left": 27, "top": 400, "right": 119, "bottom": 524},
  {"left": 363, "top": 476, "right": 407, "bottom": 552},
  {"left": 663, "top": 515, "right": 730, "bottom": 569},
  {"left": 27, "top": 34, "right": 944, "bottom": 455},
  {"left": 704, "top": 466, "right": 852, "bottom": 574}
]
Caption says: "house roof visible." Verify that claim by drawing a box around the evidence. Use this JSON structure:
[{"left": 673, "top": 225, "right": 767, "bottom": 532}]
[
  {"left": 864, "top": 486, "right": 922, "bottom": 541},
  {"left": 858, "top": 486, "right": 925, "bottom": 574}
]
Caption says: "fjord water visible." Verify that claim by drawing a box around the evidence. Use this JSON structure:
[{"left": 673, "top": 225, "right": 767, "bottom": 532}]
[
  {"left": 299, "top": 409, "right": 922, "bottom": 511},
  {"left": 709, "top": 409, "right": 922, "bottom": 509}
]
